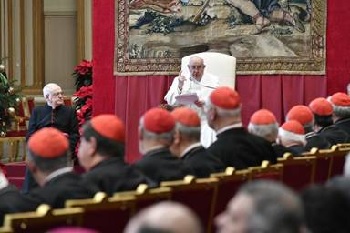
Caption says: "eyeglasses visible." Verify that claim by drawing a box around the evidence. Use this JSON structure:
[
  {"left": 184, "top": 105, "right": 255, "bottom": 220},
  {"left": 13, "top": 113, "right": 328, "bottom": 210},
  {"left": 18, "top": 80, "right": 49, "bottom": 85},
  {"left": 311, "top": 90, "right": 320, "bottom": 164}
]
[
  {"left": 51, "top": 91, "right": 64, "bottom": 97},
  {"left": 188, "top": 65, "right": 205, "bottom": 70}
]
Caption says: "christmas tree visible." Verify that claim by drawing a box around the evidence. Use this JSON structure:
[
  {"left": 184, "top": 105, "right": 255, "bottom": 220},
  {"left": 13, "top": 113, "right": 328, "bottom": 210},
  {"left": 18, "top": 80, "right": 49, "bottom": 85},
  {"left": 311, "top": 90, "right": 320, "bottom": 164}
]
[{"left": 0, "top": 64, "right": 22, "bottom": 136}]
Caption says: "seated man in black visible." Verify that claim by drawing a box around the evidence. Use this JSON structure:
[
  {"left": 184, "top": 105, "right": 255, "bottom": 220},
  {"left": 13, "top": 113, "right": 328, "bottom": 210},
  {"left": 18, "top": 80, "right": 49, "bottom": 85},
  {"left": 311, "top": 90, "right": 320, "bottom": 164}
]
[
  {"left": 134, "top": 107, "right": 192, "bottom": 184},
  {"left": 286, "top": 105, "right": 330, "bottom": 151},
  {"left": 23, "top": 83, "right": 79, "bottom": 193},
  {"left": 308, "top": 97, "right": 350, "bottom": 146},
  {"left": 205, "top": 87, "right": 277, "bottom": 169},
  {"left": 248, "top": 109, "right": 295, "bottom": 157},
  {"left": 170, "top": 107, "right": 224, "bottom": 177},
  {"left": 78, "top": 114, "right": 156, "bottom": 196},
  {"left": 328, "top": 92, "right": 350, "bottom": 135},
  {"left": 278, "top": 120, "right": 307, "bottom": 156},
  {"left": 0, "top": 127, "right": 96, "bottom": 225}
]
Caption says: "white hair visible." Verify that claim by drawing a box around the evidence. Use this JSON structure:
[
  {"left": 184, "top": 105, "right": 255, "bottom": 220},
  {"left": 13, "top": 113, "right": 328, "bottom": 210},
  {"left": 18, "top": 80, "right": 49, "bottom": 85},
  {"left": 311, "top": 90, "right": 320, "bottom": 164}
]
[
  {"left": 278, "top": 128, "right": 306, "bottom": 146},
  {"left": 43, "top": 83, "right": 60, "bottom": 98},
  {"left": 248, "top": 123, "right": 279, "bottom": 141}
]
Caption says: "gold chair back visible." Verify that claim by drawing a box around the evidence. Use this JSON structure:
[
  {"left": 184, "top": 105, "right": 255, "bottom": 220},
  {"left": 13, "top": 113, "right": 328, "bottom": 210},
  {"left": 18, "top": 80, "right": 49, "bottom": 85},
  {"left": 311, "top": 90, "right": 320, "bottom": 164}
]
[
  {"left": 161, "top": 176, "right": 218, "bottom": 233},
  {"left": 66, "top": 192, "right": 135, "bottom": 233},
  {"left": 114, "top": 184, "right": 171, "bottom": 212},
  {"left": 2, "top": 204, "right": 84, "bottom": 233},
  {"left": 278, "top": 153, "right": 316, "bottom": 191},
  {"left": 250, "top": 160, "right": 283, "bottom": 181}
]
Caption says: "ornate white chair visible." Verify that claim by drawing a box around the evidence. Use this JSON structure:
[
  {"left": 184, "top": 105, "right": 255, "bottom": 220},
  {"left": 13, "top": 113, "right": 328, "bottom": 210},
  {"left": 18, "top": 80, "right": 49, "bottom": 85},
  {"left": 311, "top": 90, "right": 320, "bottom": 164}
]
[
  {"left": 180, "top": 52, "right": 236, "bottom": 88},
  {"left": 178, "top": 52, "right": 236, "bottom": 148}
]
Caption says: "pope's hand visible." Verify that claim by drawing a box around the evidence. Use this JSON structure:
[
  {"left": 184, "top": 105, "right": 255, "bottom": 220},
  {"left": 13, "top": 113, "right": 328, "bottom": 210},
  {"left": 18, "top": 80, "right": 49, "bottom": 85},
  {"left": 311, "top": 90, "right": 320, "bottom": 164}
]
[
  {"left": 194, "top": 100, "right": 204, "bottom": 107},
  {"left": 178, "top": 71, "right": 186, "bottom": 89}
]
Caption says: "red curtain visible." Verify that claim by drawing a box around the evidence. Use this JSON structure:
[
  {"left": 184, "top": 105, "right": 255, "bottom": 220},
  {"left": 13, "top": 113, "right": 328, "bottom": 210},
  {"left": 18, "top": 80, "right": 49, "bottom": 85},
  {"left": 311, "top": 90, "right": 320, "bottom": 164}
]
[{"left": 93, "top": 0, "right": 349, "bottom": 163}]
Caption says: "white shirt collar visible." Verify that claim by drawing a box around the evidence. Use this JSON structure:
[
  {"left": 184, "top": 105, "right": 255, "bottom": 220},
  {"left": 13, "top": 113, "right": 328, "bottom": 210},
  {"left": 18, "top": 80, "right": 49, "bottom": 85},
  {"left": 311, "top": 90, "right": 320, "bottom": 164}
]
[{"left": 45, "top": 167, "right": 73, "bottom": 182}]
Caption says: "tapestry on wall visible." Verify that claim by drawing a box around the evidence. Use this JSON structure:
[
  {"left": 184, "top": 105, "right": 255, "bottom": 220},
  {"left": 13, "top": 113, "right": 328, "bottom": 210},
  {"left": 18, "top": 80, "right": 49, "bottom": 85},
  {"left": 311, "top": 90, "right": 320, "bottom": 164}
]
[{"left": 114, "top": 0, "right": 326, "bottom": 76}]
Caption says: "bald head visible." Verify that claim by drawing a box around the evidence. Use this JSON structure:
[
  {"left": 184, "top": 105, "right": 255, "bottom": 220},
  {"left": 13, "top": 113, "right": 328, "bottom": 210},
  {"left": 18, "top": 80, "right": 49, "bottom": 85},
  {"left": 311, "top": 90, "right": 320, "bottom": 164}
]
[{"left": 124, "top": 201, "right": 202, "bottom": 233}]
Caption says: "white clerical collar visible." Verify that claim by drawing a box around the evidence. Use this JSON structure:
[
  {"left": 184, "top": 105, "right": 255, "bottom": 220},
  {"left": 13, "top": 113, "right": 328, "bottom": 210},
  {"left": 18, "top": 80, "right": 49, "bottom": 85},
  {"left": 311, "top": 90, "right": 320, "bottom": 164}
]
[
  {"left": 190, "top": 77, "right": 201, "bottom": 84},
  {"left": 216, "top": 123, "right": 243, "bottom": 135},
  {"left": 45, "top": 167, "right": 73, "bottom": 182}
]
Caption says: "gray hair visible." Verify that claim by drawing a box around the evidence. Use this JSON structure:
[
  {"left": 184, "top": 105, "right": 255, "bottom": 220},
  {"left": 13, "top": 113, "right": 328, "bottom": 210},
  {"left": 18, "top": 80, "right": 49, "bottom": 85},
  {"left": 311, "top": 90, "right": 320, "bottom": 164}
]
[
  {"left": 239, "top": 180, "right": 304, "bottom": 233},
  {"left": 27, "top": 150, "right": 68, "bottom": 174},
  {"left": 139, "top": 117, "right": 174, "bottom": 143},
  {"left": 248, "top": 123, "right": 279, "bottom": 142},
  {"left": 205, "top": 97, "right": 241, "bottom": 117},
  {"left": 333, "top": 105, "right": 350, "bottom": 118},
  {"left": 175, "top": 123, "right": 201, "bottom": 141},
  {"left": 43, "top": 83, "right": 60, "bottom": 98}
]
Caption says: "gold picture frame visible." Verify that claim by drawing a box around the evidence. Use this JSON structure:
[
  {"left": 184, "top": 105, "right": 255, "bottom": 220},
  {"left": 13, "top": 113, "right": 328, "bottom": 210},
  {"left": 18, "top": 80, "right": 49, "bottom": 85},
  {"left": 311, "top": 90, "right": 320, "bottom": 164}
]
[{"left": 114, "top": 0, "right": 326, "bottom": 76}]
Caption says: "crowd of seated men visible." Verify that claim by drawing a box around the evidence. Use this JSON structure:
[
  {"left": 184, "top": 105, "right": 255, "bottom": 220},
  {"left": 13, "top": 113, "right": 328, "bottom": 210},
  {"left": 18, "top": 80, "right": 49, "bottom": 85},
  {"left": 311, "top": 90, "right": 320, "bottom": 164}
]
[{"left": 0, "top": 87, "right": 350, "bottom": 232}]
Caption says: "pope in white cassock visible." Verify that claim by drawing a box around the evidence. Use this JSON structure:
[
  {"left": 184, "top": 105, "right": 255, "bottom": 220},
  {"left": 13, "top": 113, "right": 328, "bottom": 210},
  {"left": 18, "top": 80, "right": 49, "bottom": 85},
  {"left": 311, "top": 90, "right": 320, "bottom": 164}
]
[{"left": 164, "top": 56, "right": 219, "bottom": 147}]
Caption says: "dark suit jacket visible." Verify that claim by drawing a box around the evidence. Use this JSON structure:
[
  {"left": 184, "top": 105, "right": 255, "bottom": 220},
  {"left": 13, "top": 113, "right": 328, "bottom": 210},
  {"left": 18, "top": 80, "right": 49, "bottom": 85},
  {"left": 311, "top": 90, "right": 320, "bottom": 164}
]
[
  {"left": 27, "top": 104, "right": 79, "bottom": 156},
  {"left": 207, "top": 127, "right": 277, "bottom": 169},
  {"left": 0, "top": 185, "right": 41, "bottom": 226},
  {"left": 334, "top": 118, "right": 350, "bottom": 136},
  {"left": 0, "top": 172, "right": 96, "bottom": 226},
  {"left": 317, "top": 125, "right": 350, "bottom": 146},
  {"left": 83, "top": 157, "right": 156, "bottom": 196},
  {"left": 182, "top": 146, "right": 225, "bottom": 178},
  {"left": 305, "top": 132, "right": 331, "bottom": 151},
  {"left": 28, "top": 172, "right": 97, "bottom": 207},
  {"left": 134, "top": 148, "right": 192, "bottom": 184},
  {"left": 272, "top": 143, "right": 296, "bottom": 157},
  {"left": 288, "top": 145, "right": 306, "bottom": 156}
]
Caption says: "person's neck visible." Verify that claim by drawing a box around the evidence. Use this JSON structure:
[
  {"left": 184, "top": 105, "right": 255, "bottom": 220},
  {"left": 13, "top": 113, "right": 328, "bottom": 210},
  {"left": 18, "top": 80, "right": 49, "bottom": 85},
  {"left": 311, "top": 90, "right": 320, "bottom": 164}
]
[
  {"left": 47, "top": 103, "right": 59, "bottom": 109},
  {"left": 140, "top": 140, "right": 168, "bottom": 155},
  {"left": 214, "top": 117, "right": 242, "bottom": 132},
  {"left": 191, "top": 76, "right": 202, "bottom": 82},
  {"left": 314, "top": 125, "right": 322, "bottom": 132},
  {"left": 179, "top": 141, "right": 201, "bottom": 157},
  {"left": 86, "top": 154, "right": 106, "bottom": 171},
  {"left": 34, "top": 171, "right": 49, "bottom": 187}
]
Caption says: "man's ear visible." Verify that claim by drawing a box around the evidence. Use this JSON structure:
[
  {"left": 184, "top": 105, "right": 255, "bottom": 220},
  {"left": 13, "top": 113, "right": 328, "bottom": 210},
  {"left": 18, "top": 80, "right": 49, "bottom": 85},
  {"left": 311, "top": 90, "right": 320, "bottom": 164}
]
[
  {"left": 209, "top": 108, "right": 216, "bottom": 121},
  {"left": 138, "top": 128, "right": 144, "bottom": 140},
  {"left": 88, "top": 137, "right": 98, "bottom": 156},
  {"left": 26, "top": 160, "right": 37, "bottom": 174},
  {"left": 173, "top": 130, "right": 181, "bottom": 145},
  {"left": 45, "top": 94, "right": 51, "bottom": 103}
]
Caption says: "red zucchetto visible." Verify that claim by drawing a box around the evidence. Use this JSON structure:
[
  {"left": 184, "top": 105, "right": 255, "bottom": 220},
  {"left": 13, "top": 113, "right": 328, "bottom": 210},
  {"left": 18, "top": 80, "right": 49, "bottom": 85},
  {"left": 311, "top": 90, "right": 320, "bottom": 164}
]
[
  {"left": 143, "top": 107, "right": 175, "bottom": 133},
  {"left": 329, "top": 92, "right": 350, "bottom": 107},
  {"left": 90, "top": 114, "right": 125, "bottom": 142},
  {"left": 28, "top": 127, "right": 69, "bottom": 158},
  {"left": 286, "top": 105, "right": 314, "bottom": 125},
  {"left": 281, "top": 120, "right": 305, "bottom": 135},
  {"left": 250, "top": 109, "right": 277, "bottom": 125},
  {"left": 210, "top": 87, "right": 241, "bottom": 109},
  {"left": 279, "top": 120, "right": 306, "bottom": 145},
  {"left": 309, "top": 97, "right": 333, "bottom": 116},
  {"left": 171, "top": 107, "right": 200, "bottom": 127}
]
